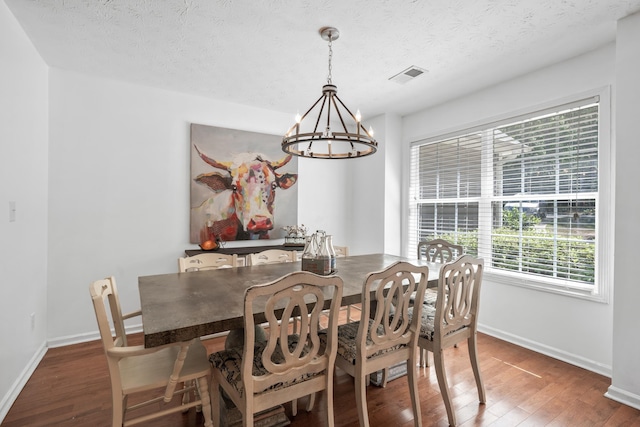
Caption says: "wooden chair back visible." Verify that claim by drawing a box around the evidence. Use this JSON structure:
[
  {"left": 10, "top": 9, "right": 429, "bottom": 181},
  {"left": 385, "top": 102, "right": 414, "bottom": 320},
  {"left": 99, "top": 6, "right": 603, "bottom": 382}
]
[
  {"left": 178, "top": 253, "right": 238, "bottom": 272},
  {"left": 357, "top": 262, "right": 429, "bottom": 365},
  {"left": 434, "top": 255, "right": 483, "bottom": 344},
  {"left": 248, "top": 249, "right": 297, "bottom": 265},
  {"left": 91, "top": 277, "right": 127, "bottom": 351},
  {"left": 417, "top": 238, "right": 463, "bottom": 263}
]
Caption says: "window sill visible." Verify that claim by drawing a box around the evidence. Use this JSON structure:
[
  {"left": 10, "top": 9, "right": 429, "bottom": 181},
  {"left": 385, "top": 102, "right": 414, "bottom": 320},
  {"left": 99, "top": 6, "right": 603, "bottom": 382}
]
[{"left": 484, "top": 268, "right": 608, "bottom": 303}]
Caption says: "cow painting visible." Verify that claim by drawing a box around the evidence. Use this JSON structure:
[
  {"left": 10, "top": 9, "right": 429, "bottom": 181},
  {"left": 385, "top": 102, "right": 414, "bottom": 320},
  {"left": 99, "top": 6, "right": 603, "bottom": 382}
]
[{"left": 192, "top": 145, "right": 298, "bottom": 241}]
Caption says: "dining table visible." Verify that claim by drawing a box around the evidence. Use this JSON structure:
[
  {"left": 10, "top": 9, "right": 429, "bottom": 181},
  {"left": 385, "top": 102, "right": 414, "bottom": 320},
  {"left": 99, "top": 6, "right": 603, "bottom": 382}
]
[{"left": 138, "top": 253, "right": 441, "bottom": 348}]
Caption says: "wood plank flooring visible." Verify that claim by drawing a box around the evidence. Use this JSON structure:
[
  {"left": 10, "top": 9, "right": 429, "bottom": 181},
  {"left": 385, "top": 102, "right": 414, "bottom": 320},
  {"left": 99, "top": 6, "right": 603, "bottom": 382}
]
[{"left": 3, "top": 333, "right": 639, "bottom": 427}]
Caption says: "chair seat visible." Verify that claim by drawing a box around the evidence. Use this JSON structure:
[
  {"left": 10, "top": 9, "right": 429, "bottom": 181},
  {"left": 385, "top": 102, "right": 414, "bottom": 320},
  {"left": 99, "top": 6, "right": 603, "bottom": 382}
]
[
  {"left": 120, "top": 340, "right": 209, "bottom": 394},
  {"left": 209, "top": 335, "right": 318, "bottom": 397},
  {"left": 410, "top": 290, "right": 467, "bottom": 342},
  {"left": 324, "top": 319, "right": 407, "bottom": 366},
  {"left": 409, "top": 304, "right": 437, "bottom": 341},
  {"left": 424, "top": 288, "right": 437, "bottom": 305}
]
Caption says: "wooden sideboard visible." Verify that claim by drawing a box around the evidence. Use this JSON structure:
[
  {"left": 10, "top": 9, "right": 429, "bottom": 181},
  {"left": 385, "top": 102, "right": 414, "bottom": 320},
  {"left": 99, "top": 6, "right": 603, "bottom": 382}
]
[{"left": 185, "top": 244, "right": 305, "bottom": 257}]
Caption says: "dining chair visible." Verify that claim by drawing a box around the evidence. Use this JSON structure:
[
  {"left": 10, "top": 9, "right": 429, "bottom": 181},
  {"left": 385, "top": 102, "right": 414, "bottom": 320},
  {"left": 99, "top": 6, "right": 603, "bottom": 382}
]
[
  {"left": 417, "top": 238, "right": 464, "bottom": 263},
  {"left": 90, "top": 277, "right": 213, "bottom": 427},
  {"left": 209, "top": 271, "right": 343, "bottom": 427},
  {"left": 333, "top": 246, "right": 359, "bottom": 323},
  {"left": 326, "top": 261, "right": 429, "bottom": 427},
  {"left": 417, "top": 238, "right": 465, "bottom": 366},
  {"left": 333, "top": 245, "right": 349, "bottom": 258},
  {"left": 248, "top": 249, "right": 297, "bottom": 265},
  {"left": 416, "top": 255, "right": 485, "bottom": 427},
  {"left": 178, "top": 253, "right": 239, "bottom": 271}
]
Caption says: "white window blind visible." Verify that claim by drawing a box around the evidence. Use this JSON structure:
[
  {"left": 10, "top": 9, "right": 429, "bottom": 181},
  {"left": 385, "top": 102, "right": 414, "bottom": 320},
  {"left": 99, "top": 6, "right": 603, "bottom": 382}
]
[{"left": 409, "top": 96, "right": 599, "bottom": 289}]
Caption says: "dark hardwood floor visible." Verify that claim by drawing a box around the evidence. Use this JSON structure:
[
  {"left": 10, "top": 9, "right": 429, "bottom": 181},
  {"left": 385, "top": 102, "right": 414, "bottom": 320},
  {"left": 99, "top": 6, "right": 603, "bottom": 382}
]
[{"left": 3, "top": 333, "right": 639, "bottom": 427}]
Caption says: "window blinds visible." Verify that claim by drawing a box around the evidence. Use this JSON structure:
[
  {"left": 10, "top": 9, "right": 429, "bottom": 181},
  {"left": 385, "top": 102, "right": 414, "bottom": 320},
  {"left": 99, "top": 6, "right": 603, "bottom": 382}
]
[{"left": 409, "top": 96, "right": 599, "bottom": 286}]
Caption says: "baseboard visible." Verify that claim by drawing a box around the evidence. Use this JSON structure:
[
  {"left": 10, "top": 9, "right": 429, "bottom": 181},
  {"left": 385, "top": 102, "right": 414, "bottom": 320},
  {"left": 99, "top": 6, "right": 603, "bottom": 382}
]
[
  {"left": 605, "top": 385, "right": 640, "bottom": 410},
  {"left": 478, "top": 323, "right": 612, "bottom": 377},
  {"left": 47, "top": 324, "right": 143, "bottom": 348},
  {"left": 0, "top": 341, "right": 47, "bottom": 423}
]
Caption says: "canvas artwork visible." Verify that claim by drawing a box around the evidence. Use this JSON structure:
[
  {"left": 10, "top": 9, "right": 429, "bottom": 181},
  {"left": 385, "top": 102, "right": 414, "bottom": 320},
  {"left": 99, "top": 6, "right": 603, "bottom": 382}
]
[{"left": 190, "top": 124, "right": 299, "bottom": 244}]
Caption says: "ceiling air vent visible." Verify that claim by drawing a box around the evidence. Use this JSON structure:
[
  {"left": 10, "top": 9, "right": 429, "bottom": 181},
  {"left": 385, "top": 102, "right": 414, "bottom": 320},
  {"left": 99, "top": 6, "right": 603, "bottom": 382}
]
[{"left": 389, "top": 66, "right": 428, "bottom": 84}]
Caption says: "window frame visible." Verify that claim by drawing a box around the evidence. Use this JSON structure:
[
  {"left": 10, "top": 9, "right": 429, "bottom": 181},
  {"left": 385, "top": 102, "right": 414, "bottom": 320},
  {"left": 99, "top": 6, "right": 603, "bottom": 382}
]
[{"left": 405, "top": 87, "right": 612, "bottom": 303}]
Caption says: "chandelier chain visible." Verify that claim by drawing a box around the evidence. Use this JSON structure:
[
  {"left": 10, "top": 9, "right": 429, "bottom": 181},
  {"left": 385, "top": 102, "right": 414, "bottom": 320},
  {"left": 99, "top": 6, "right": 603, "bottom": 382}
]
[{"left": 327, "top": 33, "right": 333, "bottom": 84}]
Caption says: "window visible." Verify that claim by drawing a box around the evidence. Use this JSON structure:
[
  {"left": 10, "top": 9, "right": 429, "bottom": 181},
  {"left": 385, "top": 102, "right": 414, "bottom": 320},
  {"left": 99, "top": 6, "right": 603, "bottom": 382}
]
[{"left": 408, "top": 92, "right": 610, "bottom": 300}]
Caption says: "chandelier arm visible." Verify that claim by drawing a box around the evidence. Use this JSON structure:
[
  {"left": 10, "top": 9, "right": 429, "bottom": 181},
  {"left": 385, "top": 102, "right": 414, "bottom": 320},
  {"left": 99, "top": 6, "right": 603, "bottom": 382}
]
[
  {"left": 299, "top": 94, "right": 325, "bottom": 124},
  {"left": 330, "top": 95, "right": 356, "bottom": 150},
  {"left": 325, "top": 95, "right": 333, "bottom": 133},
  {"left": 334, "top": 95, "right": 369, "bottom": 136},
  {"left": 312, "top": 95, "right": 328, "bottom": 138},
  {"left": 306, "top": 96, "right": 328, "bottom": 152}
]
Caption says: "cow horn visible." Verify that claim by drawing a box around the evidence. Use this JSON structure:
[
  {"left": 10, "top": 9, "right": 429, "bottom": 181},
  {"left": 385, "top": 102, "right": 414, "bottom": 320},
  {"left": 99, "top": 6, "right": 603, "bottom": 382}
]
[
  {"left": 195, "top": 145, "right": 232, "bottom": 171},
  {"left": 270, "top": 154, "right": 293, "bottom": 170}
]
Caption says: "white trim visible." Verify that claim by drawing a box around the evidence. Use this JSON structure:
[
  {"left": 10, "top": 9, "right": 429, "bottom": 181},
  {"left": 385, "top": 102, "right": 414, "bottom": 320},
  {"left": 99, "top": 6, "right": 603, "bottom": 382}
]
[
  {"left": 478, "top": 323, "right": 612, "bottom": 377},
  {"left": 605, "top": 386, "right": 640, "bottom": 411},
  {"left": 46, "top": 324, "right": 231, "bottom": 348},
  {"left": 47, "top": 324, "right": 143, "bottom": 348},
  {"left": 0, "top": 342, "right": 47, "bottom": 424},
  {"left": 485, "top": 270, "right": 608, "bottom": 303}
]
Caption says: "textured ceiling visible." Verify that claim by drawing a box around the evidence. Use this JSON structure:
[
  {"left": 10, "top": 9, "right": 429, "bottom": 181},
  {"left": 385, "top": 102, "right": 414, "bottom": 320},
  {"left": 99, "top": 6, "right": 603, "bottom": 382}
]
[{"left": 5, "top": 0, "right": 640, "bottom": 118}]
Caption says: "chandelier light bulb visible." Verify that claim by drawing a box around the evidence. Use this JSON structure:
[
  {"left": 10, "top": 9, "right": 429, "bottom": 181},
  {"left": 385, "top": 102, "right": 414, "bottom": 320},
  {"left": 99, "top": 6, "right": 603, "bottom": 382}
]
[
  {"left": 369, "top": 126, "right": 374, "bottom": 137},
  {"left": 355, "top": 110, "right": 362, "bottom": 122}
]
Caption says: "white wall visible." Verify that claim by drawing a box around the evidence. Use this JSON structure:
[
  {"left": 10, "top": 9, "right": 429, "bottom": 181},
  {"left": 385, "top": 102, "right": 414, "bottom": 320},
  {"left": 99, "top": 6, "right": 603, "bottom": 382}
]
[
  {"left": 0, "top": 1, "right": 49, "bottom": 419},
  {"left": 297, "top": 154, "right": 351, "bottom": 246},
  {"left": 403, "top": 45, "right": 616, "bottom": 375},
  {"left": 383, "top": 114, "right": 403, "bottom": 256},
  {"left": 608, "top": 11, "right": 640, "bottom": 409},
  {"left": 46, "top": 69, "right": 368, "bottom": 344}
]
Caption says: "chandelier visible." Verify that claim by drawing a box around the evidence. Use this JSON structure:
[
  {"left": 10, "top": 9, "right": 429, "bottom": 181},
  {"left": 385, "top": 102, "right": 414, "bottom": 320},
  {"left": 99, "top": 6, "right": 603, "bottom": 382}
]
[{"left": 282, "top": 27, "right": 378, "bottom": 159}]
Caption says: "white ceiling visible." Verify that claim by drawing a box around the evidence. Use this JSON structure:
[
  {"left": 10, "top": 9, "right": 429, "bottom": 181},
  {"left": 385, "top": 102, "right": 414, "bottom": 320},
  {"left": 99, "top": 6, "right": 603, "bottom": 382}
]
[{"left": 6, "top": 0, "right": 640, "bottom": 119}]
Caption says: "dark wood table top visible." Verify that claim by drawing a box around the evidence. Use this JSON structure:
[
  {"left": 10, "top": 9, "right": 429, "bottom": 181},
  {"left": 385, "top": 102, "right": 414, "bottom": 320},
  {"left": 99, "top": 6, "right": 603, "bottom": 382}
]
[{"left": 139, "top": 253, "right": 440, "bottom": 348}]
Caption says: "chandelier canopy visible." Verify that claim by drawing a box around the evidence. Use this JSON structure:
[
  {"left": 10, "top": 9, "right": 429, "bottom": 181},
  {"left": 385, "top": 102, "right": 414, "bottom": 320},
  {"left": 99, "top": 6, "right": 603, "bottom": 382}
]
[{"left": 282, "top": 27, "right": 378, "bottom": 159}]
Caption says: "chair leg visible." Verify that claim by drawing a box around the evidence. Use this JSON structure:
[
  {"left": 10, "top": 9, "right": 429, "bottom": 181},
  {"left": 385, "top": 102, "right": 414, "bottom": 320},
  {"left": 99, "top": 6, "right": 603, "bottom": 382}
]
[
  {"left": 434, "top": 349, "right": 457, "bottom": 427},
  {"left": 306, "top": 392, "right": 316, "bottom": 412},
  {"left": 112, "top": 391, "right": 124, "bottom": 427},
  {"left": 291, "top": 398, "right": 298, "bottom": 416},
  {"left": 355, "top": 373, "right": 370, "bottom": 427},
  {"left": 211, "top": 381, "right": 221, "bottom": 427},
  {"left": 419, "top": 347, "right": 431, "bottom": 367},
  {"left": 325, "top": 381, "right": 335, "bottom": 427},
  {"left": 468, "top": 335, "right": 486, "bottom": 403},
  {"left": 197, "top": 376, "right": 213, "bottom": 427},
  {"left": 380, "top": 367, "right": 389, "bottom": 388},
  {"left": 182, "top": 381, "right": 191, "bottom": 412},
  {"left": 407, "top": 359, "right": 423, "bottom": 427},
  {"left": 244, "top": 408, "right": 254, "bottom": 427}
]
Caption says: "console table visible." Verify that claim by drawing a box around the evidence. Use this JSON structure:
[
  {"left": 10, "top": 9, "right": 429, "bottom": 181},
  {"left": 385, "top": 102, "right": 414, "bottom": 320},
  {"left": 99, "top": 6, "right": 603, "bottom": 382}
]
[{"left": 185, "top": 243, "right": 305, "bottom": 257}]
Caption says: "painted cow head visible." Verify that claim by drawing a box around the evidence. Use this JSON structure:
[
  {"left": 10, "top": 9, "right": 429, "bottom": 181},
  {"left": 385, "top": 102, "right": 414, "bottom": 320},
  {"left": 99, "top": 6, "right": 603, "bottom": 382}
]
[{"left": 194, "top": 146, "right": 297, "bottom": 239}]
